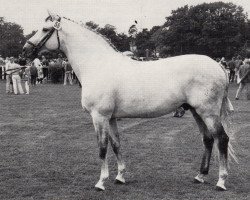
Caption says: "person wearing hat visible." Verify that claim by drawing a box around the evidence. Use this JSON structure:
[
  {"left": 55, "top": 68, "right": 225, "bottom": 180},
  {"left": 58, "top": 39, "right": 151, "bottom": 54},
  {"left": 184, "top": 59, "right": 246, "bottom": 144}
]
[
  {"left": 8, "top": 57, "right": 24, "bottom": 95},
  {"left": 235, "top": 58, "right": 250, "bottom": 100}
]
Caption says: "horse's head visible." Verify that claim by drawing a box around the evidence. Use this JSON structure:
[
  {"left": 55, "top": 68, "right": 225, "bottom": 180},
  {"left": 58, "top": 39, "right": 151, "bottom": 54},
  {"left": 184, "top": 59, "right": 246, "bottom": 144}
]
[{"left": 23, "top": 11, "right": 62, "bottom": 58}]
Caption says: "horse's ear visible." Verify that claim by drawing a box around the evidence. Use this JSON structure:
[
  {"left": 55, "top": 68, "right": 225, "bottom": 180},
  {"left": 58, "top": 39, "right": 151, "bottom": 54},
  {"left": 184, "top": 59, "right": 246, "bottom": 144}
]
[{"left": 47, "top": 9, "right": 57, "bottom": 21}]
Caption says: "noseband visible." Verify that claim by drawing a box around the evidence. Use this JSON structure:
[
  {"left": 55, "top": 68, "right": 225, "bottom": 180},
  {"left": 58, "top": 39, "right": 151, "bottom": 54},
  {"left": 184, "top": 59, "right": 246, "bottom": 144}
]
[{"left": 26, "top": 17, "right": 61, "bottom": 55}]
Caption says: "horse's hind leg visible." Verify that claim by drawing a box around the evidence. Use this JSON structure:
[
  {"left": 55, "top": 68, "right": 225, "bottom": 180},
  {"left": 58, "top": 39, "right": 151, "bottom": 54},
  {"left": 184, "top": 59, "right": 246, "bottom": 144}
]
[
  {"left": 92, "top": 112, "right": 110, "bottom": 191},
  {"left": 201, "top": 115, "right": 229, "bottom": 190},
  {"left": 109, "top": 118, "right": 126, "bottom": 184},
  {"left": 191, "top": 109, "right": 214, "bottom": 183}
]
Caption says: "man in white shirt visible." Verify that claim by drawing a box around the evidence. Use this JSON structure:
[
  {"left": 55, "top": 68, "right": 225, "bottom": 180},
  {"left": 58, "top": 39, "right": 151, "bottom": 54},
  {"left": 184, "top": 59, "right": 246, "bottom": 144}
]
[
  {"left": 4, "top": 57, "right": 14, "bottom": 93},
  {"left": 33, "top": 57, "right": 43, "bottom": 84},
  {"left": 8, "top": 57, "right": 24, "bottom": 95}
]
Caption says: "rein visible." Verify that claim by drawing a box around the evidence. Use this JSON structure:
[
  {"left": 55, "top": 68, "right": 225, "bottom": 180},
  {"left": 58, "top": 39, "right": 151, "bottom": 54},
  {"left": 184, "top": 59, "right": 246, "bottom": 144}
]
[{"left": 26, "top": 17, "right": 61, "bottom": 56}]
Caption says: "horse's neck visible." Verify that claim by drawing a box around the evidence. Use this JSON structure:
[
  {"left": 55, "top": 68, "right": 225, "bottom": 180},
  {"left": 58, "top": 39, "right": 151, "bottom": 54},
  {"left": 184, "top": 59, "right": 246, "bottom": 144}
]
[{"left": 60, "top": 21, "right": 120, "bottom": 81}]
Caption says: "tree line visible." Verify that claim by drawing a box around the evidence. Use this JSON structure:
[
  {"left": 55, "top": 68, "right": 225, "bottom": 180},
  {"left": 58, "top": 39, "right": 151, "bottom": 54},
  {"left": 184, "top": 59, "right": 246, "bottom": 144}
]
[{"left": 1, "top": 2, "right": 250, "bottom": 59}]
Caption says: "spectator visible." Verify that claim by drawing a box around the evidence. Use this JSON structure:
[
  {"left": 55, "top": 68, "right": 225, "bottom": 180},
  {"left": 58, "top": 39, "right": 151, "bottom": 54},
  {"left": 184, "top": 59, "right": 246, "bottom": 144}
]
[
  {"left": 219, "top": 57, "right": 227, "bottom": 68},
  {"left": 30, "top": 62, "right": 38, "bottom": 86},
  {"left": 22, "top": 60, "right": 31, "bottom": 94},
  {"left": 56, "top": 56, "right": 64, "bottom": 83},
  {"left": 3, "top": 57, "right": 13, "bottom": 94},
  {"left": 63, "top": 59, "right": 73, "bottom": 85},
  {"left": 234, "top": 55, "right": 243, "bottom": 83},
  {"left": 37, "top": 66, "right": 44, "bottom": 84},
  {"left": 235, "top": 58, "right": 250, "bottom": 100},
  {"left": 18, "top": 54, "right": 27, "bottom": 66},
  {"left": 0, "top": 55, "right": 4, "bottom": 79},
  {"left": 8, "top": 57, "right": 24, "bottom": 95},
  {"left": 48, "top": 59, "right": 55, "bottom": 80},
  {"left": 33, "top": 57, "right": 43, "bottom": 84},
  {"left": 41, "top": 55, "right": 49, "bottom": 82},
  {"left": 227, "top": 57, "right": 236, "bottom": 82},
  {"left": 49, "top": 57, "right": 65, "bottom": 83}
]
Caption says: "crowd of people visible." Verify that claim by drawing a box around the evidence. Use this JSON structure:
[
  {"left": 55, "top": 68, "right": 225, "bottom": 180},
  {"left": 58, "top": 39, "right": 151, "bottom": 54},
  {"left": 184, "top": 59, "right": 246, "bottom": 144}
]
[
  {"left": 217, "top": 55, "right": 250, "bottom": 100},
  {"left": 0, "top": 54, "right": 76, "bottom": 95},
  {"left": 0, "top": 54, "right": 249, "bottom": 100}
]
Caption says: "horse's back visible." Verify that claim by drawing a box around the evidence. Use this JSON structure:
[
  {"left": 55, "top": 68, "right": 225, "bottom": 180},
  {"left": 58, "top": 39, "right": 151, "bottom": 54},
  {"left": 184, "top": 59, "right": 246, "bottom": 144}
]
[{"left": 83, "top": 54, "right": 227, "bottom": 118}]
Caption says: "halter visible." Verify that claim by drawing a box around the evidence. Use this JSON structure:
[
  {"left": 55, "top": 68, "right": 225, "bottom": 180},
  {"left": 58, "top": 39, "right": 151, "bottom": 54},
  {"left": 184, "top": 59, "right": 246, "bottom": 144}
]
[{"left": 26, "top": 17, "right": 61, "bottom": 56}]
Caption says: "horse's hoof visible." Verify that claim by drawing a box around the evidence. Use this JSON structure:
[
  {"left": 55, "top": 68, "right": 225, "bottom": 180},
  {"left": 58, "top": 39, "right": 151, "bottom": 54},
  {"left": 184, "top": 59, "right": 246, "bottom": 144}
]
[
  {"left": 194, "top": 175, "right": 204, "bottom": 183},
  {"left": 216, "top": 184, "right": 227, "bottom": 191},
  {"left": 115, "top": 179, "right": 125, "bottom": 184},
  {"left": 95, "top": 183, "right": 105, "bottom": 191},
  {"left": 115, "top": 176, "right": 125, "bottom": 184}
]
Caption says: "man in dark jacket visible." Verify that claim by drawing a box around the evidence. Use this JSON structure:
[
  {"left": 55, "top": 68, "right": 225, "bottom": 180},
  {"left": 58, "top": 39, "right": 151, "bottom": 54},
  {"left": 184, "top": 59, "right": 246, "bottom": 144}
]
[
  {"left": 30, "top": 62, "right": 38, "bottom": 86},
  {"left": 228, "top": 57, "right": 236, "bottom": 82}
]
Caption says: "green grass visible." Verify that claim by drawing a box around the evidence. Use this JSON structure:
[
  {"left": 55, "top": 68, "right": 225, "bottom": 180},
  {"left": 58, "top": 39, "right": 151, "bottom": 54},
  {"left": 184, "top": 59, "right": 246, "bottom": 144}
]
[{"left": 0, "top": 81, "right": 249, "bottom": 200}]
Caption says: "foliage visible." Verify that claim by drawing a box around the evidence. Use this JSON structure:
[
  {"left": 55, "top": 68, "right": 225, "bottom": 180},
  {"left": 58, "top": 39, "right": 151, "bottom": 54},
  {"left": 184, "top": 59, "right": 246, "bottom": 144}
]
[
  {"left": 0, "top": 17, "right": 26, "bottom": 57},
  {"left": 85, "top": 21, "right": 99, "bottom": 29},
  {"left": 152, "top": 2, "right": 249, "bottom": 58},
  {"left": 135, "top": 26, "right": 160, "bottom": 57},
  {"left": 86, "top": 22, "right": 130, "bottom": 52}
]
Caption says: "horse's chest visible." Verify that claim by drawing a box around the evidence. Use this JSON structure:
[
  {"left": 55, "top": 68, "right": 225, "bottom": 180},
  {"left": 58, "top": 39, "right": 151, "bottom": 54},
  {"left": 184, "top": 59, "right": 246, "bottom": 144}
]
[{"left": 81, "top": 88, "right": 115, "bottom": 114}]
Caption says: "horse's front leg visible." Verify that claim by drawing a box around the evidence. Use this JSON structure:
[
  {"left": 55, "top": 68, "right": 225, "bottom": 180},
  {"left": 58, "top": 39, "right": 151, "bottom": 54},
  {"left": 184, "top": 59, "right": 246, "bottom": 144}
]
[
  {"left": 109, "top": 118, "right": 126, "bottom": 184},
  {"left": 92, "top": 112, "right": 110, "bottom": 191}
]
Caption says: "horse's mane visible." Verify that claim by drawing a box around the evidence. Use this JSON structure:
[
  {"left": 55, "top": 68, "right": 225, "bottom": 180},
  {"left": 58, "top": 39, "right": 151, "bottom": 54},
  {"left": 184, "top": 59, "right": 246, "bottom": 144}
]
[{"left": 62, "top": 17, "right": 119, "bottom": 52}]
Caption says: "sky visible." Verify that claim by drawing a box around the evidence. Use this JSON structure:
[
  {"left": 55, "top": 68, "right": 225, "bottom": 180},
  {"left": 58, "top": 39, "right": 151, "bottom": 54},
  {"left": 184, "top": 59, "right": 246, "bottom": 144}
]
[{"left": 0, "top": 0, "right": 250, "bottom": 35}]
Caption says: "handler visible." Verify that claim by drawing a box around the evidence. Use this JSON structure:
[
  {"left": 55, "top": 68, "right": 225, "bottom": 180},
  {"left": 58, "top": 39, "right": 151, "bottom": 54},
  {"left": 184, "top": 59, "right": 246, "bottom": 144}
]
[
  {"left": 4, "top": 57, "right": 14, "bottom": 93},
  {"left": 8, "top": 57, "right": 25, "bottom": 95}
]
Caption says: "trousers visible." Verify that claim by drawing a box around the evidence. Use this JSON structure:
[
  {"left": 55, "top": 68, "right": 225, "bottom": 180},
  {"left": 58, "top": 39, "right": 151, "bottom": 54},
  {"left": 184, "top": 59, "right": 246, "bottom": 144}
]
[
  {"left": 6, "top": 74, "right": 13, "bottom": 93},
  {"left": 12, "top": 75, "right": 24, "bottom": 94}
]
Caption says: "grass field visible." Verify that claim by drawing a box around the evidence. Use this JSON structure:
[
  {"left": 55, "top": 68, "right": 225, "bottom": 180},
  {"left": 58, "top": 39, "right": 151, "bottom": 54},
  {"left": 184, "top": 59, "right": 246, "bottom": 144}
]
[{"left": 0, "top": 81, "right": 249, "bottom": 200}]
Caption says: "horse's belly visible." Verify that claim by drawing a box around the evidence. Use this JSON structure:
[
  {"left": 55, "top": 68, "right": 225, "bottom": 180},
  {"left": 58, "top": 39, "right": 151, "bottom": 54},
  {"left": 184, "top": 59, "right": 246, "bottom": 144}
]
[
  {"left": 113, "top": 97, "right": 183, "bottom": 118},
  {"left": 113, "top": 108, "right": 174, "bottom": 118}
]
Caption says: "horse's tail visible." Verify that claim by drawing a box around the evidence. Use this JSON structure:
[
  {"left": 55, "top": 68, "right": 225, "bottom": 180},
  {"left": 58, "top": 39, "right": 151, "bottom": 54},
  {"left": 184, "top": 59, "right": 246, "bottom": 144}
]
[{"left": 220, "top": 86, "right": 238, "bottom": 163}]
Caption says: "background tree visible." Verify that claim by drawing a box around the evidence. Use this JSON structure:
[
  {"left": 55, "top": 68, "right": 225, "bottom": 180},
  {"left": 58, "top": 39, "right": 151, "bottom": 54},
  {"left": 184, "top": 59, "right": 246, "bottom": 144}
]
[
  {"left": 152, "top": 2, "right": 249, "bottom": 58},
  {"left": 134, "top": 26, "right": 160, "bottom": 57},
  {"left": 0, "top": 17, "right": 26, "bottom": 57},
  {"left": 85, "top": 21, "right": 99, "bottom": 29},
  {"left": 85, "top": 22, "right": 130, "bottom": 52}
]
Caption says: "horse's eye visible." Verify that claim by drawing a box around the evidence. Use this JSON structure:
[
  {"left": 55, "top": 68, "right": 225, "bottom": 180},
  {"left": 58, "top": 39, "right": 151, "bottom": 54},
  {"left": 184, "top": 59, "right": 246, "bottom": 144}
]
[{"left": 42, "top": 28, "right": 49, "bottom": 32}]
